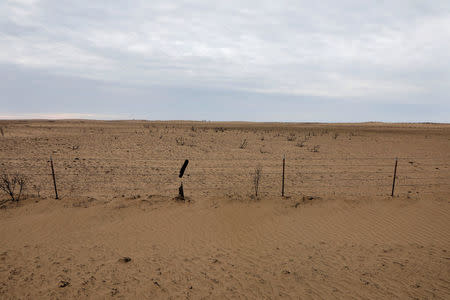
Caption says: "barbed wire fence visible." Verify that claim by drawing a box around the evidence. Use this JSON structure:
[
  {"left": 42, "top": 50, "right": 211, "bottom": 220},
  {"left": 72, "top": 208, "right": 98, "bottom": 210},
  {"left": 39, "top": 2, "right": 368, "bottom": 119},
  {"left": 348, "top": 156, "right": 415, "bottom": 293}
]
[{"left": 0, "top": 155, "right": 449, "bottom": 201}]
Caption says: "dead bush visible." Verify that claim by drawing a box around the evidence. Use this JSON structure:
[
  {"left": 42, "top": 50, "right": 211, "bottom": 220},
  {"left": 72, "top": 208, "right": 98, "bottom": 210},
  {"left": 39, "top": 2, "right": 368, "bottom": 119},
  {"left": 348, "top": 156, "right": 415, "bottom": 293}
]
[
  {"left": 239, "top": 139, "right": 248, "bottom": 149},
  {"left": 295, "top": 140, "right": 306, "bottom": 147},
  {"left": 252, "top": 166, "right": 262, "bottom": 198},
  {"left": 0, "top": 172, "right": 27, "bottom": 203},
  {"left": 259, "top": 147, "right": 270, "bottom": 154},
  {"left": 287, "top": 133, "right": 296, "bottom": 141},
  {"left": 175, "top": 137, "right": 185, "bottom": 146},
  {"left": 32, "top": 184, "right": 41, "bottom": 198},
  {"left": 311, "top": 145, "right": 320, "bottom": 152}
]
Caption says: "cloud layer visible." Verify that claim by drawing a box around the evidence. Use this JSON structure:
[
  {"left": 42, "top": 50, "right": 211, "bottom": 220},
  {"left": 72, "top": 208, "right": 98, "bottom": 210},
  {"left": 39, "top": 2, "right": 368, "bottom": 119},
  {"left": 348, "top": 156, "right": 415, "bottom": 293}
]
[{"left": 1, "top": 0, "right": 449, "bottom": 121}]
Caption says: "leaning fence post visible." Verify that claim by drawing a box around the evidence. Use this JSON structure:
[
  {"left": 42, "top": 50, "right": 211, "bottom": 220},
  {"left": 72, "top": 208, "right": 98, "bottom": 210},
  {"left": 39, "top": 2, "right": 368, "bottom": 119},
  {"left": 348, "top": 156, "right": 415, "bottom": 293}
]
[
  {"left": 177, "top": 159, "right": 189, "bottom": 201},
  {"left": 282, "top": 155, "right": 285, "bottom": 197},
  {"left": 50, "top": 156, "right": 59, "bottom": 199},
  {"left": 391, "top": 157, "right": 398, "bottom": 197}
]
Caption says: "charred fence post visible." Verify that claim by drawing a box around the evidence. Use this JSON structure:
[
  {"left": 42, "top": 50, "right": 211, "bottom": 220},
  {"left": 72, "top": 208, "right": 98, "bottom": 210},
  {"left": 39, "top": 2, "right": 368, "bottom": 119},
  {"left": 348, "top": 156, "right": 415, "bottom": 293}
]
[{"left": 177, "top": 159, "right": 189, "bottom": 201}]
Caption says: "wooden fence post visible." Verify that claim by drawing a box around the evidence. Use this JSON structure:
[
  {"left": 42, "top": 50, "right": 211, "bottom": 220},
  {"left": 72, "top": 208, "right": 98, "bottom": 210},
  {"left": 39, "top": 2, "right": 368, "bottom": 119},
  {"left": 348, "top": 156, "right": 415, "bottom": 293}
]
[
  {"left": 177, "top": 159, "right": 189, "bottom": 201},
  {"left": 50, "top": 156, "right": 59, "bottom": 199},
  {"left": 282, "top": 155, "right": 285, "bottom": 197},
  {"left": 391, "top": 157, "right": 398, "bottom": 197},
  {"left": 178, "top": 182, "right": 184, "bottom": 199}
]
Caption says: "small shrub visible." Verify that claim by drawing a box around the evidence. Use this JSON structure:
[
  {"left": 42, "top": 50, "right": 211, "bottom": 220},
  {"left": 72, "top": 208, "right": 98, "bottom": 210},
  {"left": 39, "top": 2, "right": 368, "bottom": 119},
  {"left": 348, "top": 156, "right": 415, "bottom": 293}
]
[
  {"left": 252, "top": 166, "right": 262, "bottom": 197},
  {"left": 239, "top": 139, "right": 248, "bottom": 149},
  {"left": 287, "top": 133, "right": 296, "bottom": 141},
  {"left": 0, "top": 127, "right": 4, "bottom": 137},
  {"left": 296, "top": 140, "right": 306, "bottom": 147},
  {"left": 0, "top": 172, "right": 26, "bottom": 202},
  {"left": 259, "top": 147, "right": 269, "bottom": 154},
  {"left": 32, "top": 184, "right": 41, "bottom": 198},
  {"left": 175, "top": 137, "right": 185, "bottom": 145}
]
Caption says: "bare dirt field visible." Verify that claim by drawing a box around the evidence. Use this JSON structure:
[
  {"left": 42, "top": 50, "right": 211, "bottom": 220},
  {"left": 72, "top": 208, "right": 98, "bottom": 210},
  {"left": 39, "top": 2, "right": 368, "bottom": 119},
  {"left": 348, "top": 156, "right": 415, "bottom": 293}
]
[{"left": 0, "top": 120, "right": 449, "bottom": 299}]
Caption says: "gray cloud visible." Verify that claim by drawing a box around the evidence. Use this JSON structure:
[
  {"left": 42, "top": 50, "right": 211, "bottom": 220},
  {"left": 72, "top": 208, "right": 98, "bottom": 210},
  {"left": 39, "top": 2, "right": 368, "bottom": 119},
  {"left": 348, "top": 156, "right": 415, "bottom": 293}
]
[{"left": 0, "top": 0, "right": 449, "bottom": 121}]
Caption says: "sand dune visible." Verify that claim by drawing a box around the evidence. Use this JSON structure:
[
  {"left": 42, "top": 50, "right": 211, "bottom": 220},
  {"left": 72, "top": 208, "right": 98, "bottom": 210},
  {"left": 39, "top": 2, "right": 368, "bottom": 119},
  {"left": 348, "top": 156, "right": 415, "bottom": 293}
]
[{"left": 0, "top": 121, "right": 449, "bottom": 298}]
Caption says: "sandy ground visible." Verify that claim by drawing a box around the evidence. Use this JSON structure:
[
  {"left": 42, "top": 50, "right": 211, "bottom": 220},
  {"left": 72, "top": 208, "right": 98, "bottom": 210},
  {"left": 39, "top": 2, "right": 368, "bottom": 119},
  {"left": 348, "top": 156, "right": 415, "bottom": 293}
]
[{"left": 0, "top": 120, "right": 449, "bottom": 299}]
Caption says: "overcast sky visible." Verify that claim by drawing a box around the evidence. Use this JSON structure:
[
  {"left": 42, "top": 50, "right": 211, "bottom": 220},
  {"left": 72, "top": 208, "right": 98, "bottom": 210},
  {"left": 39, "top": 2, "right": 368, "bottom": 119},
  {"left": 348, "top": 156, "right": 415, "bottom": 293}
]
[{"left": 1, "top": 0, "right": 449, "bottom": 122}]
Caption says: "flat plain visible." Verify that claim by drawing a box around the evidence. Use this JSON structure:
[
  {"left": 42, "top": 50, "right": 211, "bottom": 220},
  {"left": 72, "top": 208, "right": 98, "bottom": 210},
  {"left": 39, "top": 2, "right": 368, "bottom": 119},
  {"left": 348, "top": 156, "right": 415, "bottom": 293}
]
[{"left": 0, "top": 120, "right": 449, "bottom": 299}]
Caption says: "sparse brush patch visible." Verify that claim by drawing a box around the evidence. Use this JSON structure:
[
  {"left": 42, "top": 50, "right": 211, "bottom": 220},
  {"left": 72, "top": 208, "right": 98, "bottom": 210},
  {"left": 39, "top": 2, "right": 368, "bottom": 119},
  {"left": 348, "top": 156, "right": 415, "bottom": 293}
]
[
  {"left": 295, "top": 140, "right": 306, "bottom": 147},
  {"left": 0, "top": 172, "right": 27, "bottom": 203},
  {"left": 259, "top": 147, "right": 269, "bottom": 154},
  {"left": 176, "top": 136, "right": 195, "bottom": 147},
  {"left": 32, "top": 184, "right": 41, "bottom": 198},
  {"left": 239, "top": 139, "right": 248, "bottom": 149},
  {"left": 225, "top": 192, "right": 244, "bottom": 202},
  {"left": 252, "top": 166, "right": 262, "bottom": 198},
  {"left": 0, "top": 127, "right": 4, "bottom": 137},
  {"left": 287, "top": 133, "right": 296, "bottom": 141},
  {"left": 214, "top": 127, "right": 224, "bottom": 133},
  {"left": 332, "top": 132, "right": 339, "bottom": 139},
  {"left": 310, "top": 145, "right": 320, "bottom": 152},
  {"left": 175, "top": 137, "right": 185, "bottom": 146}
]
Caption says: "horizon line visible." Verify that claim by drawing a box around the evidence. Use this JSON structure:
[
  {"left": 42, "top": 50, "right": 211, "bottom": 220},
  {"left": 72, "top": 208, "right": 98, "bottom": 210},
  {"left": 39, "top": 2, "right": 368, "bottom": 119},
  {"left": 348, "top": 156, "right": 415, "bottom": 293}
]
[{"left": 0, "top": 118, "right": 449, "bottom": 125}]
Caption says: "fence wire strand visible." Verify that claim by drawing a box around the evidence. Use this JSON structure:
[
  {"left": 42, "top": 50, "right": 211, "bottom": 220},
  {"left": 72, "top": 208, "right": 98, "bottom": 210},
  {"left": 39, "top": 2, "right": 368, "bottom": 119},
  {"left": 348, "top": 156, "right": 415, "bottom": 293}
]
[{"left": 1, "top": 156, "right": 449, "bottom": 199}]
